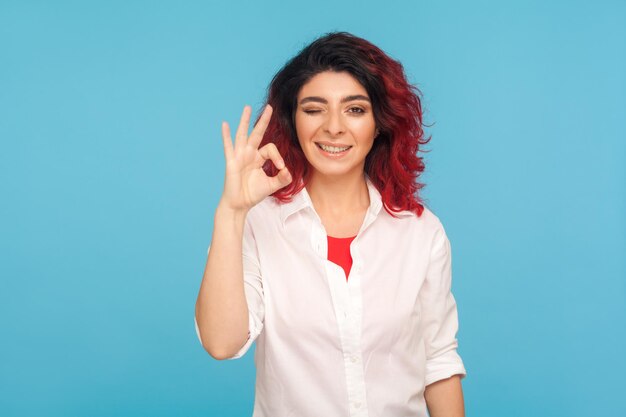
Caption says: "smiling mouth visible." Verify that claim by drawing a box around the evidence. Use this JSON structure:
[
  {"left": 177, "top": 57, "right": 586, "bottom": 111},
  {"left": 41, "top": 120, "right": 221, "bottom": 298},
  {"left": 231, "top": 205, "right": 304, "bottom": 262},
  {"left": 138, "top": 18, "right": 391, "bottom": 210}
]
[{"left": 316, "top": 143, "right": 352, "bottom": 153}]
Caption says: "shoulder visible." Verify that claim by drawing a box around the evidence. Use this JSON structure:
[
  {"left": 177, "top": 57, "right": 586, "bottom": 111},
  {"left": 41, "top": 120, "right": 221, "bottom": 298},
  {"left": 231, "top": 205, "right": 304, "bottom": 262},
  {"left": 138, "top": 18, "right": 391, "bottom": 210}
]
[
  {"left": 244, "top": 196, "right": 283, "bottom": 230},
  {"left": 385, "top": 205, "right": 446, "bottom": 236},
  {"left": 420, "top": 206, "right": 447, "bottom": 234},
  {"left": 415, "top": 205, "right": 442, "bottom": 226},
  {"left": 377, "top": 205, "right": 450, "bottom": 254}
]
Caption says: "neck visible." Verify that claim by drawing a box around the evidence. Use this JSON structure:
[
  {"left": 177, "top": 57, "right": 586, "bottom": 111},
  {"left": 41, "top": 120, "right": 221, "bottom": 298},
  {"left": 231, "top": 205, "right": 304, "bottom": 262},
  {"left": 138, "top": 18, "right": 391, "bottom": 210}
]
[{"left": 306, "top": 170, "right": 370, "bottom": 217}]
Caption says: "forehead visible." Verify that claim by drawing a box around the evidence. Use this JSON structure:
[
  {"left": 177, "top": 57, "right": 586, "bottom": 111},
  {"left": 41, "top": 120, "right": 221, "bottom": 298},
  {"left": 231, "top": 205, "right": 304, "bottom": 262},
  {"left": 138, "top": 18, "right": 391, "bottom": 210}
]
[{"left": 297, "top": 71, "right": 368, "bottom": 98}]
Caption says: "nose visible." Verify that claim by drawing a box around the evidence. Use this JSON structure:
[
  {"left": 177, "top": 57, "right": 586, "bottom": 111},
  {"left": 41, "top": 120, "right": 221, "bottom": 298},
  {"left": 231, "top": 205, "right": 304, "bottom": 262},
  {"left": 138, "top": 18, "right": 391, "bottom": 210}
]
[{"left": 323, "top": 109, "right": 345, "bottom": 137}]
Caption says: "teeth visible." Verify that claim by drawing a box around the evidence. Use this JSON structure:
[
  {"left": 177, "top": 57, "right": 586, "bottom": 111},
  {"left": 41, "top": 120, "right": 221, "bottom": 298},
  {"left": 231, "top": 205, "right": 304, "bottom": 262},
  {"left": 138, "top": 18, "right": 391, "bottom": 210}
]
[{"left": 318, "top": 143, "right": 350, "bottom": 153}]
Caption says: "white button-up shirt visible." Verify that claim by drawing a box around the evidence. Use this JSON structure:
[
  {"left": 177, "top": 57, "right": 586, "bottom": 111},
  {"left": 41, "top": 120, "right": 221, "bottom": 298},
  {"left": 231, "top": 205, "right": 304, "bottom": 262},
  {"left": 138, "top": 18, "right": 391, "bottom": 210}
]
[{"left": 195, "top": 178, "right": 467, "bottom": 417}]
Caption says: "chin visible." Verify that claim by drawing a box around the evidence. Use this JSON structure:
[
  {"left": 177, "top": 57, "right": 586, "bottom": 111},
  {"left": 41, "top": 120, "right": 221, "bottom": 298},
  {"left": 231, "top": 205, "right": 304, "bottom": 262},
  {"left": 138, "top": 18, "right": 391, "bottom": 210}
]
[{"left": 308, "top": 163, "right": 361, "bottom": 179}]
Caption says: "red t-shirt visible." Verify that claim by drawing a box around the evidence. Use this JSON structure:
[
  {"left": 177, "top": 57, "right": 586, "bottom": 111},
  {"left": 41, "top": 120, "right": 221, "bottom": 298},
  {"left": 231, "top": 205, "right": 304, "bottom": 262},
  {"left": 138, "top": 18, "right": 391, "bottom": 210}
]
[{"left": 327, "top": 235, "right": 356, "bottom": 281}]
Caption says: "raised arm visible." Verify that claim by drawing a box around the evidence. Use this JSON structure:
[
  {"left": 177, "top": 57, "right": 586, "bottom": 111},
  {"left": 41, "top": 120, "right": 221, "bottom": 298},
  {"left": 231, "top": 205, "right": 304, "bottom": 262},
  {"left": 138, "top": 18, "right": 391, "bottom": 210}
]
[{"left": 194, "top": 104, "right": 292, "bottom": 360}]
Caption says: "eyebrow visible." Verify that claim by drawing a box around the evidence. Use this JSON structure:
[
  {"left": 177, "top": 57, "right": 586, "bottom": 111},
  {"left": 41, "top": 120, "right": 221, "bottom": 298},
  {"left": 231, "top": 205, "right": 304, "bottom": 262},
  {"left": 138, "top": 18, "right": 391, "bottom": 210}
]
[{"left": 299, "top": 95, "right": 371, "bottom": 105}]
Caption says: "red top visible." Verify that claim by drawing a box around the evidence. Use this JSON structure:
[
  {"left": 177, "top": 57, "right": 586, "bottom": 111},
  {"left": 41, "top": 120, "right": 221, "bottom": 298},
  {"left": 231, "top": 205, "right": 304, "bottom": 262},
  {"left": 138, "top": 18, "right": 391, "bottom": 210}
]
[{"left": 327, "top": 235, "right": 356, "bottom": 281}]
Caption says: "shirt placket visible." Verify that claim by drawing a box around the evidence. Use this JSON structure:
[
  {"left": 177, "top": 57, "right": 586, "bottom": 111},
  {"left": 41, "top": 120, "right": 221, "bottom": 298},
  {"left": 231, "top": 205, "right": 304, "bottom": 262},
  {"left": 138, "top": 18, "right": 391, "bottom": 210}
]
[{"left": 310, "top": 207, "right": 379, "bottom": 417}]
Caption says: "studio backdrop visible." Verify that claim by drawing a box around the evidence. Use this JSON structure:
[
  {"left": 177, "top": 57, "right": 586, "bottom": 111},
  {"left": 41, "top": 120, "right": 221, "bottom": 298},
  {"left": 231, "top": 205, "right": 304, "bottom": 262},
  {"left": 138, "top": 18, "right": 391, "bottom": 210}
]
[{"left": 1, "top": 1, "right": 624, "bottom": 416}]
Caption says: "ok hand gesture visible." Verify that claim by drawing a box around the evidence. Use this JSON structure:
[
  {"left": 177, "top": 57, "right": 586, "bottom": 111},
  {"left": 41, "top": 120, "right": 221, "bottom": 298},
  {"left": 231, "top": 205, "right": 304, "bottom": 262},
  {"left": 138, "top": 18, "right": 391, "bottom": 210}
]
[{"left": 219, "top": 104, "right": 292, "bottom": 212}]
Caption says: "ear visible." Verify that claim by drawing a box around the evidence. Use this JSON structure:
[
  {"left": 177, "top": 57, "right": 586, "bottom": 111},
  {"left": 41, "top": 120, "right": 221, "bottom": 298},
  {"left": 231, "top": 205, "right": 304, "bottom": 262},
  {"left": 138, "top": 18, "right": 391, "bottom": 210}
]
[{"left": 375, "top": 128, "right": 380, "bottom": 137}]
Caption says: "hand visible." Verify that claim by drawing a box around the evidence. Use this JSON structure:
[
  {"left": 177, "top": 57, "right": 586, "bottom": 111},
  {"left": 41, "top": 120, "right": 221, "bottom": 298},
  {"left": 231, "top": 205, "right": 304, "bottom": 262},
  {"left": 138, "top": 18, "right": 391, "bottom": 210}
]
[{"left": 219, "top": 104, "right": 292, "bottom": 212}]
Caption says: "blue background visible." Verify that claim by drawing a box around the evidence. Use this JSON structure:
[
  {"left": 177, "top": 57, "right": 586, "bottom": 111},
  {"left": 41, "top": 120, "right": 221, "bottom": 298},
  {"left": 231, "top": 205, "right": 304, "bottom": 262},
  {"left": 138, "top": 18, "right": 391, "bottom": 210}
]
[{"left": 1, "top": 1, "right": 625, "bottom": 416}]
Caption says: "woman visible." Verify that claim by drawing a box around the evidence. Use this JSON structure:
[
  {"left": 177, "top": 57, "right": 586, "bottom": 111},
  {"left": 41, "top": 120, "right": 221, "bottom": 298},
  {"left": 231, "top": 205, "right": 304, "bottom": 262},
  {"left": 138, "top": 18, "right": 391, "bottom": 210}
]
[{"left": 195, "top": 32, "right": 467, "bottom": 417}]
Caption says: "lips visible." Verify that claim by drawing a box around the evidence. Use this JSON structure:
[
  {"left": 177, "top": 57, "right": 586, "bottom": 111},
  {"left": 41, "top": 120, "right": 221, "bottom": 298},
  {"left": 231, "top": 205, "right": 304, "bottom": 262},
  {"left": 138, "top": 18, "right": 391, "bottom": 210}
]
[{"left": 315, "top": 143, "right": 352, "bottom": 154}]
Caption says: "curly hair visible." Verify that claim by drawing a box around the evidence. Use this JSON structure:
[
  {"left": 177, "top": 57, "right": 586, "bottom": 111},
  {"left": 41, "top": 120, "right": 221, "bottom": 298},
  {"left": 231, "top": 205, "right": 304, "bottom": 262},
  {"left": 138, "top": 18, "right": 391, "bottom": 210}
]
[{"left": 258, "top": 31, "right": 430, "bottom": 217}]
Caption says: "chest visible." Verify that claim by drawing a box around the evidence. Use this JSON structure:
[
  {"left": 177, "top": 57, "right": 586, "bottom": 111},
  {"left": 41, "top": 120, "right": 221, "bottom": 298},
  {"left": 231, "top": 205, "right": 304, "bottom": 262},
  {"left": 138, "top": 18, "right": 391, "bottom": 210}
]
[{"left": 255, "top": 218, "right": 431, "bottom": 344}]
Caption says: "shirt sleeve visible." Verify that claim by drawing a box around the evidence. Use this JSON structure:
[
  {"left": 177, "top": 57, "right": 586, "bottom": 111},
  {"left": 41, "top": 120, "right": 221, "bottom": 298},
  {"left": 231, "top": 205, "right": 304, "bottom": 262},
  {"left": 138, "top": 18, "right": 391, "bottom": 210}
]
[
  {"left": 419, "top": 222, "right": 467, "bottom": 386},
  {"left": 194, "top": 214, "right": 265, "bottom": 360}
]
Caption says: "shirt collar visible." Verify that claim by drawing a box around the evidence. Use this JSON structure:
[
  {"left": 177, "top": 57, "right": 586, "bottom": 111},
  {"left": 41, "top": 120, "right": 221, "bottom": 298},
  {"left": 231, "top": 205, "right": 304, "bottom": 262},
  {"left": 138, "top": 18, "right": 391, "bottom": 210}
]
[{"left": 279, "top": 176, "right": 413, "bottom": 226}]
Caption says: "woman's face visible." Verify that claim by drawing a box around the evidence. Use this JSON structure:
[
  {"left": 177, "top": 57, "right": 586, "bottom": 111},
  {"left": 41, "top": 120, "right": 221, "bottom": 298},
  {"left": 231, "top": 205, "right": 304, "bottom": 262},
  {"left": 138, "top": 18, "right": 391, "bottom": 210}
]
[{"left": 295, "top": 71, "right": 377, "bottom": 180}]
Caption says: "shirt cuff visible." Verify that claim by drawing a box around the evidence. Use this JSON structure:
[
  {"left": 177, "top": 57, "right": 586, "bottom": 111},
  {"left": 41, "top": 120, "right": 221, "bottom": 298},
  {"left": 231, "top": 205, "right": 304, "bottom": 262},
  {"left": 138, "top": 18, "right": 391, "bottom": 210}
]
[
  {"left": 424, "top": 349, "right": 467, "bottom": 386},
  {"left": 194, "top": 310, "right": 263, "bottom": 360},
  {"left": 225, "top": 309, "right": 263, "bottom": 359}
]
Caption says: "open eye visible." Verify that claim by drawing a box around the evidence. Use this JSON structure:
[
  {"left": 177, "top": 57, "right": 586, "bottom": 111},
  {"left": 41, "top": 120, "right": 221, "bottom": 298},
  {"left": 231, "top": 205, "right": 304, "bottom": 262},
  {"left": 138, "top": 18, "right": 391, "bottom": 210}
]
[{"left": 347, "top": 107, "right": 365, "bottom": 114}]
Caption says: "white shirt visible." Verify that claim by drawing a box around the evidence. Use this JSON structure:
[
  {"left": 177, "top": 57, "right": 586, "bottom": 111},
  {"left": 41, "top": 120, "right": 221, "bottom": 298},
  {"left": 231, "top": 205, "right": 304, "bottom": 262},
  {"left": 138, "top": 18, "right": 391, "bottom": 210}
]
[{"left": 195, "top": 178, "right": 467, "bottom": 417}]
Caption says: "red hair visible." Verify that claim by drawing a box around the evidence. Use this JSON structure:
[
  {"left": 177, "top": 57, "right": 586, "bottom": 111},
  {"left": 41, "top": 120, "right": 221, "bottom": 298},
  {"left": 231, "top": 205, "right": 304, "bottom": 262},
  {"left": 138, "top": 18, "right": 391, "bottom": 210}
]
[{"left": 259, "top": 32, "right": 430, "bottom": 217}]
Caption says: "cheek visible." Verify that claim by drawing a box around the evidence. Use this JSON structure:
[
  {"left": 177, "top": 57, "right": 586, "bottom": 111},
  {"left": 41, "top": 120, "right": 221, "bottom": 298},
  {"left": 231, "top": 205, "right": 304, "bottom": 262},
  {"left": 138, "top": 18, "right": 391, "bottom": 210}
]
[
  {"left": 295, "top": 115, "right": 317, "bottom": 142},
  {"left": 350, "top": 118, "right": 377, "bottom": 138}
]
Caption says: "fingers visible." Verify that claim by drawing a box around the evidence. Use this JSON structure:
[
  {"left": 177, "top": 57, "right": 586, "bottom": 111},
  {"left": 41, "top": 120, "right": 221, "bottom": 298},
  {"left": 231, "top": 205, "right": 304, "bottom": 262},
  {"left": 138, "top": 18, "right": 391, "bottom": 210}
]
[
  {"left": 267, "top": 166, "right": 292, "bottom": 193},
  {"left": 234, "top": 105, "right": 252, "bottom": 152},
  {"left": 248, "top": 104, "right": 273, "bottom": 149},
  {"left": 258, "top": 142, "right": 292, "bottom": 192},
  {"left": 222, "top": 103, "right": 273, "bottom": 162},
  {"left": 258, "top": 142, "right": 285, "bottom": 170},
  {"left": 221, "top": 121, "right": 234, "bottom": 160}
]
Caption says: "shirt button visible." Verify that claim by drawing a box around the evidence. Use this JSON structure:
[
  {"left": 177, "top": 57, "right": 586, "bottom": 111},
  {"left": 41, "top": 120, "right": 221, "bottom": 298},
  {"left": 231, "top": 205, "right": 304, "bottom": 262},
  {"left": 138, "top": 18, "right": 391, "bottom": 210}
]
[
  {"left": 351, "top": 356, "right": 358, "bottom": 363},
  {"left": 353, "top": 402, "right": 361, "bottom": 409}
]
